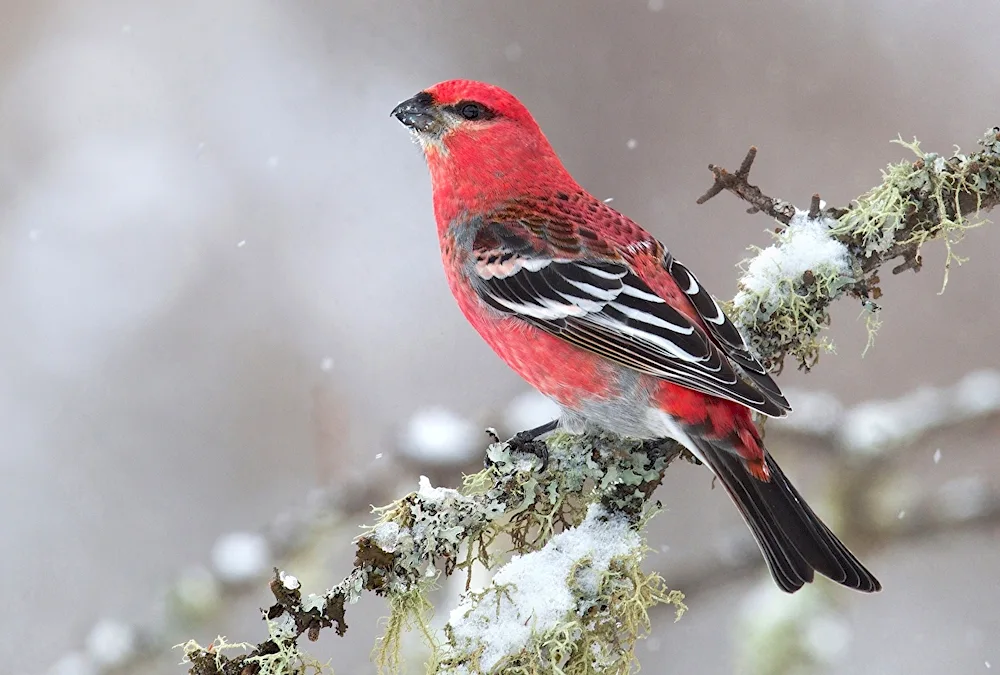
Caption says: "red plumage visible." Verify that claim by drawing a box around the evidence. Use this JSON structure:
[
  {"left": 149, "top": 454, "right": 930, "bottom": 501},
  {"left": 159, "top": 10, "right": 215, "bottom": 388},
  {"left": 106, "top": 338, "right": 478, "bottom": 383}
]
[{"left": 392, "top": 79, "right": 880, "bottom": 594}]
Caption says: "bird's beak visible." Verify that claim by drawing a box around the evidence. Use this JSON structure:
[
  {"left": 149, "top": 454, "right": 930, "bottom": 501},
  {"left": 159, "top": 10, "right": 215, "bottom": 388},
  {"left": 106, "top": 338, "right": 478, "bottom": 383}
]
[{"left": 391, "top": 92, "right": 440, "bottom": 134}]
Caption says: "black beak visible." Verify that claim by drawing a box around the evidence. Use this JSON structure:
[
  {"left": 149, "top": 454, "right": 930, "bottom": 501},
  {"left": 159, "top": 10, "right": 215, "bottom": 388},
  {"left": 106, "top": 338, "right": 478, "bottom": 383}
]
[{"left": 391, "top": 91, "right": 439, "bottom": 133}]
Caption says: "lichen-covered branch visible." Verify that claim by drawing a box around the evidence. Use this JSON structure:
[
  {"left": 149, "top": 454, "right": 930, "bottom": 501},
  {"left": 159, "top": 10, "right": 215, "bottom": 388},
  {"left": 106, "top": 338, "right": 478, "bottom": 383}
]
[
  {"left": 701, "top": 127, "right": 1000, "bottom": 371},
  {"left": 181, "top": 435, "right": 692, "bottom": 675}
]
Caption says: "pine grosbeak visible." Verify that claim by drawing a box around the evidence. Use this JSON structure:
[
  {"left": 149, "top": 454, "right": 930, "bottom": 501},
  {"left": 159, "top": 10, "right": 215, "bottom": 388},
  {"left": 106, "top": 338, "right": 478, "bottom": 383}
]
[{"left": 392, "top": 80, "right": 879, "bottom": 594}]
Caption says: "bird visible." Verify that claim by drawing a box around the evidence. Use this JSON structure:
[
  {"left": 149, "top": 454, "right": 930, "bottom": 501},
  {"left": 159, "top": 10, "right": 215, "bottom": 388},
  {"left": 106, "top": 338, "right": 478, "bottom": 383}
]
[{"left": 391, "top": 79, "right": 880, "bottom": 594}]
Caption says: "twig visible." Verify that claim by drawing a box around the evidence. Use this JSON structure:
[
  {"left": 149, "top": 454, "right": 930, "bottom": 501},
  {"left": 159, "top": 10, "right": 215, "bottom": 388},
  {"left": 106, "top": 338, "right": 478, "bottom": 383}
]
[
  {"left": 807, "top": 193, "right": 822, "bottom": 220},
  {"left": 696, "top": 146, "right": 797, "bottom": 224}
]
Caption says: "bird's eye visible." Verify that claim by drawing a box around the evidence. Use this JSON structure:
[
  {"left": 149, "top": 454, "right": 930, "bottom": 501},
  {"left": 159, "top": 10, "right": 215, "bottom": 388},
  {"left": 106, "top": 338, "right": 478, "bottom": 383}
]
[
  {"left": 461, "top": 102, "right": 483, "bottom": 120},
  {"left": 444, "top": 100, "right": 496, "bottom": 122}
]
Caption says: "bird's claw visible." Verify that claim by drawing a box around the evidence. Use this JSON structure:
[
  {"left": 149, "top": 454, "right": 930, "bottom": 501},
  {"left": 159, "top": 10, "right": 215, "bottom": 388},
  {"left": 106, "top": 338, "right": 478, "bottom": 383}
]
[
  {"left": 483, "top": 427, "right": 550, "bottom": 473},
  {"left": 636, "top": 439, "right": 703, "bottom": 467},
  {"left": 507, "top": 431, "right": 550, "bottom": 473}
]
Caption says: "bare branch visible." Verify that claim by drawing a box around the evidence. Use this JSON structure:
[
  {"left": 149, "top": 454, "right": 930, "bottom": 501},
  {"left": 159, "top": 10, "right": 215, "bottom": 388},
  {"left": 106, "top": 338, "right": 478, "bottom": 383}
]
[{"left": 696, "top": 146, "right": 798, "bottom": 223}]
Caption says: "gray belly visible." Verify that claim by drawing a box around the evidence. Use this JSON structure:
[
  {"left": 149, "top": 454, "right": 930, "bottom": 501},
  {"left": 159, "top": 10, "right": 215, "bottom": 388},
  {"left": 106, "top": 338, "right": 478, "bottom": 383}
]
[{"left": 555, "top": 368, "right": 662, "bottom": 440}]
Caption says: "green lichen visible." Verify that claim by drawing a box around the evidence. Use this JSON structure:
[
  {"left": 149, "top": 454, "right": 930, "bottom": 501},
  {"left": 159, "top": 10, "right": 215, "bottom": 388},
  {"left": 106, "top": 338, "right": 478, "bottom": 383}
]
[
  {"left": 858, "top": 300, "right": 882, "bottom": 357},
  {"left": 178, "top": 636, "right": 254, "bottom": 675},
  {"left": 729, "top": 253, "right": 850, "bottom": 372},
  {"left": 375, "top": 585, "right": 438, "bottom": 675},
  {"left": 178, "top": 617, "right": 334, "bottom": 675},
  {"left": 360, "top": 433, "right": 688, "bottom": 674},
  {"left": 433, "top": 527, "right": 685, "bottom": 675},
  {"left": 732, "top": 128, "right": 999, "bottom": 371},
  {"left": 833, "top": 134, "right": 996, "bottom": 293}
]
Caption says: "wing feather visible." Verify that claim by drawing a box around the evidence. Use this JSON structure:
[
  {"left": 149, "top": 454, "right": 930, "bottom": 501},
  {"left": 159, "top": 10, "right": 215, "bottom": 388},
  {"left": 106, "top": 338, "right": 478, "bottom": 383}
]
[
  {"left": 666, "top": 257, "right": 790, "bottom": 412},
  {"left": 469, "top": 218, "right": 789, "bottom": 417},
  {"left": 472, "top": 246, "right": 784, "bottom": 416}
]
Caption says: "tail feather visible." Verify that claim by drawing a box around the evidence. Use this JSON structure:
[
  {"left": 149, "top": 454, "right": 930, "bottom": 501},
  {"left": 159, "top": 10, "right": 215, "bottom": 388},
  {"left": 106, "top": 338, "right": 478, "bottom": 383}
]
[{"left": 697, "top": 440, "right": 881, "bottom": 594}]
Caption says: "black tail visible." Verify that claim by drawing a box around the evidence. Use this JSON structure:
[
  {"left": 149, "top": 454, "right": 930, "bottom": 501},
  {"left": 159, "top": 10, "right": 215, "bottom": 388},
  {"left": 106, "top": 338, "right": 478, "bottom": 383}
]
[{"left": 697, "top": 441, "right": 881, "bottom": 593}]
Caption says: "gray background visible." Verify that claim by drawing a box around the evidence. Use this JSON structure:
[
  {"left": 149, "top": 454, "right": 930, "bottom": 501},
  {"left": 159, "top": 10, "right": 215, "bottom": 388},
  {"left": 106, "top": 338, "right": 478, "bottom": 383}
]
[{"left": 2, "top": 1, "right": 998, "bottom": 673}]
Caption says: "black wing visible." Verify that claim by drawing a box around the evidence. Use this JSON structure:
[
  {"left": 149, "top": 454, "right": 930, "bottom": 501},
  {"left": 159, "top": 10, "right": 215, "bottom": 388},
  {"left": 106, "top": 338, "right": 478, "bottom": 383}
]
[
  {"left": 471, "top": 243, "right": 788, "bottom": 417},
  {"left": 665, "top": 255, "right": 790, "bottom": 414}
]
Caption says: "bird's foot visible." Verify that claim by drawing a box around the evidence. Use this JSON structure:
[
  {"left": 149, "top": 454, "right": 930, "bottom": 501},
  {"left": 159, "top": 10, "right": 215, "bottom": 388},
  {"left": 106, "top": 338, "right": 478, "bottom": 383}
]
[
  {"left": 505, "top": 430, "right": 551, "bottom": 473},
  {"left": 635, "top": 438, "right": 703, "bottom": 466},
  {"left": 484, "top": 419, "right": 558, "bottom": 473}
]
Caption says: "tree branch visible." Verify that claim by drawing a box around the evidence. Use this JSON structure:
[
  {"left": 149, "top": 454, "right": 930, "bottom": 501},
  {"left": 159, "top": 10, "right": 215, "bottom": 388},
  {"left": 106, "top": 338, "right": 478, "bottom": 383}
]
[
  {"left": 181, "top": 436, "right": 694, "bottom": 674},
  {"left": 703, "top": 128, "right": 1000, "bottom": 371},
  {"left": 696, "top": 146, "right": 798, "bottom": 224}
]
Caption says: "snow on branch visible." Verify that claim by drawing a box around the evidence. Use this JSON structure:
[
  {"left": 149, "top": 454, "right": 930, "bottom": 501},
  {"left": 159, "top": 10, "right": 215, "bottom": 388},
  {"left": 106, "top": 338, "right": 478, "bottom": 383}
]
[
  {"left": 700, "top": 128, "right": 1000, "bottom": 371},
  {"left": 441, "top": 503, "right": 681, "bottom": 673},
  {"left": 180, "top": 128, "right": 998, "bottom": 675},
  {"left": 181, "top": 435, "right": 690, "bottom": 675}
]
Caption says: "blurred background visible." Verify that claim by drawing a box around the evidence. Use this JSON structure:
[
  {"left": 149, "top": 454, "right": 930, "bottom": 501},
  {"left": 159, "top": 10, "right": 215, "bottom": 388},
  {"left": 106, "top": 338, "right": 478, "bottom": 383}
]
[{"left": 2, "top": 0, "right": 998, "bottom": 673}]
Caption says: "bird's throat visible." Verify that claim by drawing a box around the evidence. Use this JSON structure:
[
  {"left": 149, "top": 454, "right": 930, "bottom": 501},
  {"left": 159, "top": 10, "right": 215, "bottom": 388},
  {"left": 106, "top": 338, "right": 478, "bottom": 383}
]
[{"left": 426, "top": 133, "right": 577, "bottom": 236}]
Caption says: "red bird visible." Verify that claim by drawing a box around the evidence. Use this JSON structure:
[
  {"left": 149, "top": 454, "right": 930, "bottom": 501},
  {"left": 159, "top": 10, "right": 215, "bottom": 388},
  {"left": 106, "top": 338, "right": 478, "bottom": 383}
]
[{"left": 392, "top": 80, "right": 880, "bottom": 594}]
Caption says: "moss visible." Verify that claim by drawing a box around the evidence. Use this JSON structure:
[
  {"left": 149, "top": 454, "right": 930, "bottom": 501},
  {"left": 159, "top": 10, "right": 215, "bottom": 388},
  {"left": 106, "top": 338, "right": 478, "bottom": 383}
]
[
  {"left": 433, "top": 542, "right": 684, "bottom": 675},
  {"left": 731, "top": 129, "right": 999, "bottom": 370},
  {"left": 178, "top": 619, "right": 335, "bottom": 675},
  {"left": 834, "top": 135, "right": 993, "bottom": 293},
  {"left": 375, "top": 585, "right": 438, "bottom": 675}
]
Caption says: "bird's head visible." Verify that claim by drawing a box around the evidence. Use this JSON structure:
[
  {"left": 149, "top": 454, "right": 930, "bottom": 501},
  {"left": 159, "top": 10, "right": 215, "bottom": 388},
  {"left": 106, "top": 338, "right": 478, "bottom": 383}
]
[
  {"left": 391, "top": 80, "right": 540, "bottom": 153},
  {"left": 391, "top": 80, "right": 574, "bottom": 214}
]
